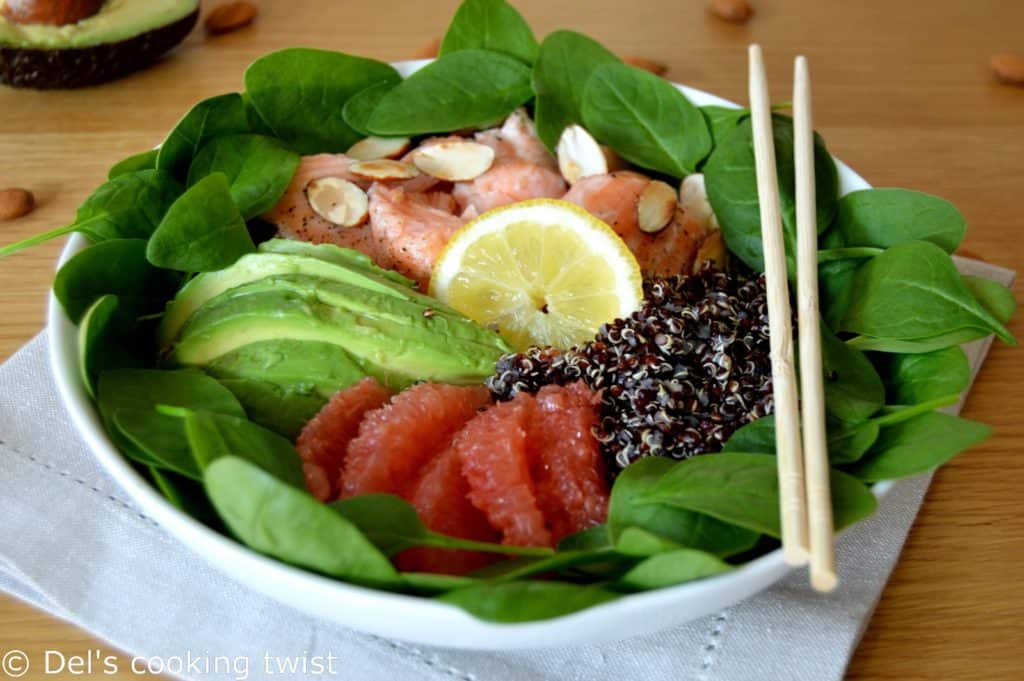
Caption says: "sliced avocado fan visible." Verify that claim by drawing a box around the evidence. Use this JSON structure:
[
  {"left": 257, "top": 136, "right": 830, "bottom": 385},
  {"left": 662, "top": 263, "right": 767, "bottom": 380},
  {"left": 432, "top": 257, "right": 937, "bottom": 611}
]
[{"left": 159, "top": 241, "right": 511, "bottom": 436}]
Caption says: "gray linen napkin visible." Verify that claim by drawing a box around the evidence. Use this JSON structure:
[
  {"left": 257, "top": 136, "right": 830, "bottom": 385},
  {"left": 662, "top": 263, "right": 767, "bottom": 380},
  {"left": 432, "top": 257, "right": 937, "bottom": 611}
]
[{"left": 0, "top": 258, "right": 1013, "bottom": 681}]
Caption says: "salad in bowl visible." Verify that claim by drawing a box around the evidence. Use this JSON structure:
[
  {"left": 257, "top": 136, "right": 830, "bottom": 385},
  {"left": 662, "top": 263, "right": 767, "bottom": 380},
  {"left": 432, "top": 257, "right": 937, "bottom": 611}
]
[{"left": 7, "top": 0, "right": 1018, "bottom": 648}]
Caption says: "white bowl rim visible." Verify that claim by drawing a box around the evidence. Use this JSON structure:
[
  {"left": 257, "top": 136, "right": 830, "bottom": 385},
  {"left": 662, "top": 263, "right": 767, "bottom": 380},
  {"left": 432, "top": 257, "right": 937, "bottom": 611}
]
[{"left": 46, "top": 59, "right": 887, "bottom": 648}]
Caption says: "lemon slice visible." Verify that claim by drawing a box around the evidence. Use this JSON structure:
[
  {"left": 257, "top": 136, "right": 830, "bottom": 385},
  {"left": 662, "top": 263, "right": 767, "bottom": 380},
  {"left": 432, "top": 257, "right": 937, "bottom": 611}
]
[{"left": 430, "top": 199, "right": 643, "bottom": 350}]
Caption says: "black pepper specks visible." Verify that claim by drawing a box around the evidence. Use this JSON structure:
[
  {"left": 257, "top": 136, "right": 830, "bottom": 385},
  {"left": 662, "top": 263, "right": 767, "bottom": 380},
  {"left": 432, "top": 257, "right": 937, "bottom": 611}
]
[{"left": 486, "top": 268, "right": 774, "bottom": 473}]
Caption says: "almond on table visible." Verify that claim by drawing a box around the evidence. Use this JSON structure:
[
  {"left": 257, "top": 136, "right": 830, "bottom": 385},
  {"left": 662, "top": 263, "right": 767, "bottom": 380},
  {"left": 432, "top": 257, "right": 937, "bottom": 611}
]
[
  {"left": 709, "top": 0, "right": 754, "bottom": 24},
  {"left": 205, "top": 1, "right": 258, "bottom": 35},
  {"left": 0, "top": 188, "right": 35, "bottom": 221},
  {"left": 990, "top": 53, "right": 1024, "bottom": 85}
]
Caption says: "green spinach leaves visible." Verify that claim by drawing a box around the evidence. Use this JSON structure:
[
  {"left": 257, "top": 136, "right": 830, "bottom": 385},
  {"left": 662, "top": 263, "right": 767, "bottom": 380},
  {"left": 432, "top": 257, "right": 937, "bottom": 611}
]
[
  {"left": 704, "top": 115, "right": 839, "bottom": 270},
  {"left": 581, "top": 62, "right": 711, "bottom": 177},
  {"left": 245, "top": 48, "right": 400, "bottom": 153},
  {"left": 440, "top": 0, "right": 538, "bottom": 65},
  {"left": 531, "top": 30, "right": 620, "bottom": 150},
  {"left": 840, "top": 241, "right": 1014, "bottom": 349},
  {"left": 146, "top": 173, "right": 255, "bottom": 272},
  {"left": 362, "top": 50, "right": 533, "bottom": 135}
]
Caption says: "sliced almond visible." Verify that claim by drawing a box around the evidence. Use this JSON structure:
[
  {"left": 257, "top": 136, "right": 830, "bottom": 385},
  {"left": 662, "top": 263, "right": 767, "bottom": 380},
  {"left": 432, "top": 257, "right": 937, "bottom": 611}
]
[
  {"left": 348, "top": 159, "right": 420, "bottom": 182},
  {"left": 678, "top": 173, "right": 720, "bottom": 231},
  {"left": 346, "top": 136, "right": 412, "bottom": 161},
  {"left": 306, "top": 177, "right": 368, "bottom": 227},
  {"left": 411, "top": 141, "right": 495, "bottom": 182},
  {"left": 557, "top": 125, "right": 610, "bottom": 185},
  {"left": 637, "top": 180, "right": 677, "bottom": 234},
  {"left": 693, "top": 230, "right": 729, "bottom": 273}
]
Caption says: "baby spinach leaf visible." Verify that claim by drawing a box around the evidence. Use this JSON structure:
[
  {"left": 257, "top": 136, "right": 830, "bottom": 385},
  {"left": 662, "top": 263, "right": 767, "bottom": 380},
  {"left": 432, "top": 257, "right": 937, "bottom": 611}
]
[
  {"left": 79, "top": 295, "right": 142, "bottom": 399},
  {"left": 401, "top": 572, "right": 479, "bottom": 594},
  {"left": 342, "top": 81, "right": 396, "bottom": 136},
  {"left": 0, "top": 170, "right": 184, "bottom": 259},
  {"left": 149, "top": 467, "right": 223, "bottom": 529},
  {"left": 440, "top": 0, "right": 538, "bottom": 66},
  {"left": 701, "top": 105, "right": 748, "bottom": 148},
  {"left": 962, "top": 275, "right": 1016, "bottom": 325},
  {"left": 532, "top": 30, "right": 620, "bottom": 150},
  {"left": 180, "top": 409, "right": 306, "bottom": 488},
  {"left": 108, "top": 149, "right": 158, "bottom": 179},
  {"left": 331, "top": 494, "right": 552, "bottom": 557},
  {"left": 365, "top": 49, "right": 533, "bottom": 136},
  {"left": 846, "top": 328, "right": 989, "bottom": 354},
  {"left": 868, "top": 394, "right": 960, "bottom": 427},
  {"left": 848, "top": 412, "right": 991, "bottom": 482},
  {"left": 186, "top": 134, "right": 300, "bottom": 220},
  {"left": 826, "top": 421, "right": 881, "bottom": 465},
  {"left": 614, "top": 527, "right": 683, "bottom": 557},
  {"left": 608, "top": 457, "right": 760, "bottom": 558},
  {"left": 885, "top": 347, "right": 970, "bottom": 405},
  {"left": 557, "top": 524, "right": 613, "bottom": 552},
  {"left": 157, "top": 93, "right": 251, "bottom": 180},
  {"left": 839, "top": 240, "right": 1014, "bottom": 346},
  {"left": 817, "top": 247, "right": 884, "bottom": 262},
  {"left": 723, "top": 414, "right": 881, "bottom": 465},
  {"left": 97, "top": 368, "right": 244, "bottom": 468},
  {"left": 204, "top": 457, "right": 399, "bottom": 586},
  {"left": 437, "top": 581, "right": 619, "bottom": 622},
  {"left": 581, "top": 62, "right": 711, "bottom": 177},
  {"left": 704, "top": 115, "right": 839, "bottom": 270},
  {"left": 146, "top": 173, "right": 255, "bottom": 272},
  {"left": 115, "top": 408, "right": 200, "bottom": 479},
  {"left": 613, "top": 548, "right": 731, "bottom": 591},
  {"left": 245, "top": 48, "right": 400, "bottom": 154},
  {"left": 639, "top": 453, "right": 877, "bottom": 537},
  {"left": 72, "top": 169, "right": 184, "bottom": 242},
  {"left": 98, "top": 368, "right": 246, "bottom": 420},
  {"left": 820, "top": 324, "right": 885, "bottom": 423},
  {"left": 833, "top": 188, "right": 965, "bottom": 253},
  {"left": 470, "top": 549, "right": 622, "bottom": 582},
  {"left": 53, "top": 238, "right": 182, "bottom": 323},
  {"left": 819, "top": 257, "right": 861, "bottom": 330}
]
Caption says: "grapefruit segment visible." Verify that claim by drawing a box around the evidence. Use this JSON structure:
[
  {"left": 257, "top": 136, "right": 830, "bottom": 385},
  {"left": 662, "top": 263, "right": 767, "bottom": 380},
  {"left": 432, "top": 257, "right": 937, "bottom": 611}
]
[
  {"left": 295, "top": 377, "right": 391, "bottom": 500},
  {"left": 397, "top": 445, "right": 501, "bottom": 575},
  {"left": 529, "top": 382, "right": 609, "bottom": 541},
  {"left": 456, "top": 396, "right": 553, "bottom": 548},
  {"left": 340, "top": 383, "right": 491, "bottom": 498}
]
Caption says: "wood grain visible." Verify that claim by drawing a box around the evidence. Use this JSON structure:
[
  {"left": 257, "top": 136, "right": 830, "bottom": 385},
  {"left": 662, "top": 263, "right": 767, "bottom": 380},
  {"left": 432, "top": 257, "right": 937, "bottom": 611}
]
[{"left": 1, "top": 1, "right": 1021, "bottom": 679}]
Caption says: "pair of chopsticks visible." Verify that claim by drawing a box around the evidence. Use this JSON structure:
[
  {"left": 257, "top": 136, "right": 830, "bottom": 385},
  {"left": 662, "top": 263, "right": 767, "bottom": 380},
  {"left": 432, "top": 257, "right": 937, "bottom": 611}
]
[{"left": 748, "top": 45, "right": 836, "bottom": 592}]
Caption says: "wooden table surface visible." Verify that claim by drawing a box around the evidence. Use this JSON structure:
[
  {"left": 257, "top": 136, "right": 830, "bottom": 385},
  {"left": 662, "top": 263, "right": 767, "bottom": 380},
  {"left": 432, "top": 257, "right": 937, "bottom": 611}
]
[{"left": 1, "top": 1, "right": 1021, "bottom": 679}]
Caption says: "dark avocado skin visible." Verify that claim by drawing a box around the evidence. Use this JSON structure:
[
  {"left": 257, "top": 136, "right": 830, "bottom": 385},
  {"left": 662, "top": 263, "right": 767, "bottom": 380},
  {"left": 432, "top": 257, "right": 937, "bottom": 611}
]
[{"left": 0, "top": 8, "right": 197, "bottom": 89}]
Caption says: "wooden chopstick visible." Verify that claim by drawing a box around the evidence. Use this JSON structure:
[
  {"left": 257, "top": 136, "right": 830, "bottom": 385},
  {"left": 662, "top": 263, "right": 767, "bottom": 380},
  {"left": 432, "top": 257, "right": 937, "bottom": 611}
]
[
  {"left": 793, "top": 55, "right": 838, "bottom": 592},
  {"left": 747, "top": 44, "right": 809, "bottom": 567}
]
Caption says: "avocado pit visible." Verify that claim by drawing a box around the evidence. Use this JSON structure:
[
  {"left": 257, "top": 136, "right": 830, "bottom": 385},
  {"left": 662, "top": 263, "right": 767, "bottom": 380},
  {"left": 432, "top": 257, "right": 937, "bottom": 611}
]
[{"left": 2, "top": 0, "right": 105, "bottom": 26}]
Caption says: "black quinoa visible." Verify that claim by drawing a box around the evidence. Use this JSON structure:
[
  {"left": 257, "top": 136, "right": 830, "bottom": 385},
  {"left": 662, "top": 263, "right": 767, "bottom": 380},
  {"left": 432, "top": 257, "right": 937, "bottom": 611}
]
[{"left": 486, "top": 267, "right": 774, "bottom": 472}]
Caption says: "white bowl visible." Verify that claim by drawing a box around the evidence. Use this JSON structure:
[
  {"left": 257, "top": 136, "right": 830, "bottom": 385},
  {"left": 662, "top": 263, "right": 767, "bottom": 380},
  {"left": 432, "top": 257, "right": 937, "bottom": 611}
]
[{"left": 48, "top": 60, "right": 883, "bottom": 649}]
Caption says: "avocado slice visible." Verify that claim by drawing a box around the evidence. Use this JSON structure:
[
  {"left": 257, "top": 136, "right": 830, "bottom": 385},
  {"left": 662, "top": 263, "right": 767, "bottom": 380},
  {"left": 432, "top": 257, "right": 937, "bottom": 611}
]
[
  {"left": 158, "top": 241, "right": 446, "bottom": 346},
  {"left": 0, "top": 0, "right": 199, "bottom": 89},
  {"left": 258, "top": 239, "right": 416, "bottom": 288},
  {"left": 215, "top": 378, "right": 330, "bottom": 440},
  {"left": 206, "top": 339, "right": 371, "bottom": 438},
  {"left": 167, "top": 277, "right": 510, "bottom": 386}
]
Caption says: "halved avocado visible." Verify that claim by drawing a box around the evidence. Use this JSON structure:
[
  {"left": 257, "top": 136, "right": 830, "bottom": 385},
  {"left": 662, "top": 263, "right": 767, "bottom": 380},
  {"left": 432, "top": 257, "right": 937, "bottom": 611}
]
[{"left": 0, "top": 0, "right": 199, "bottom": 89}]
